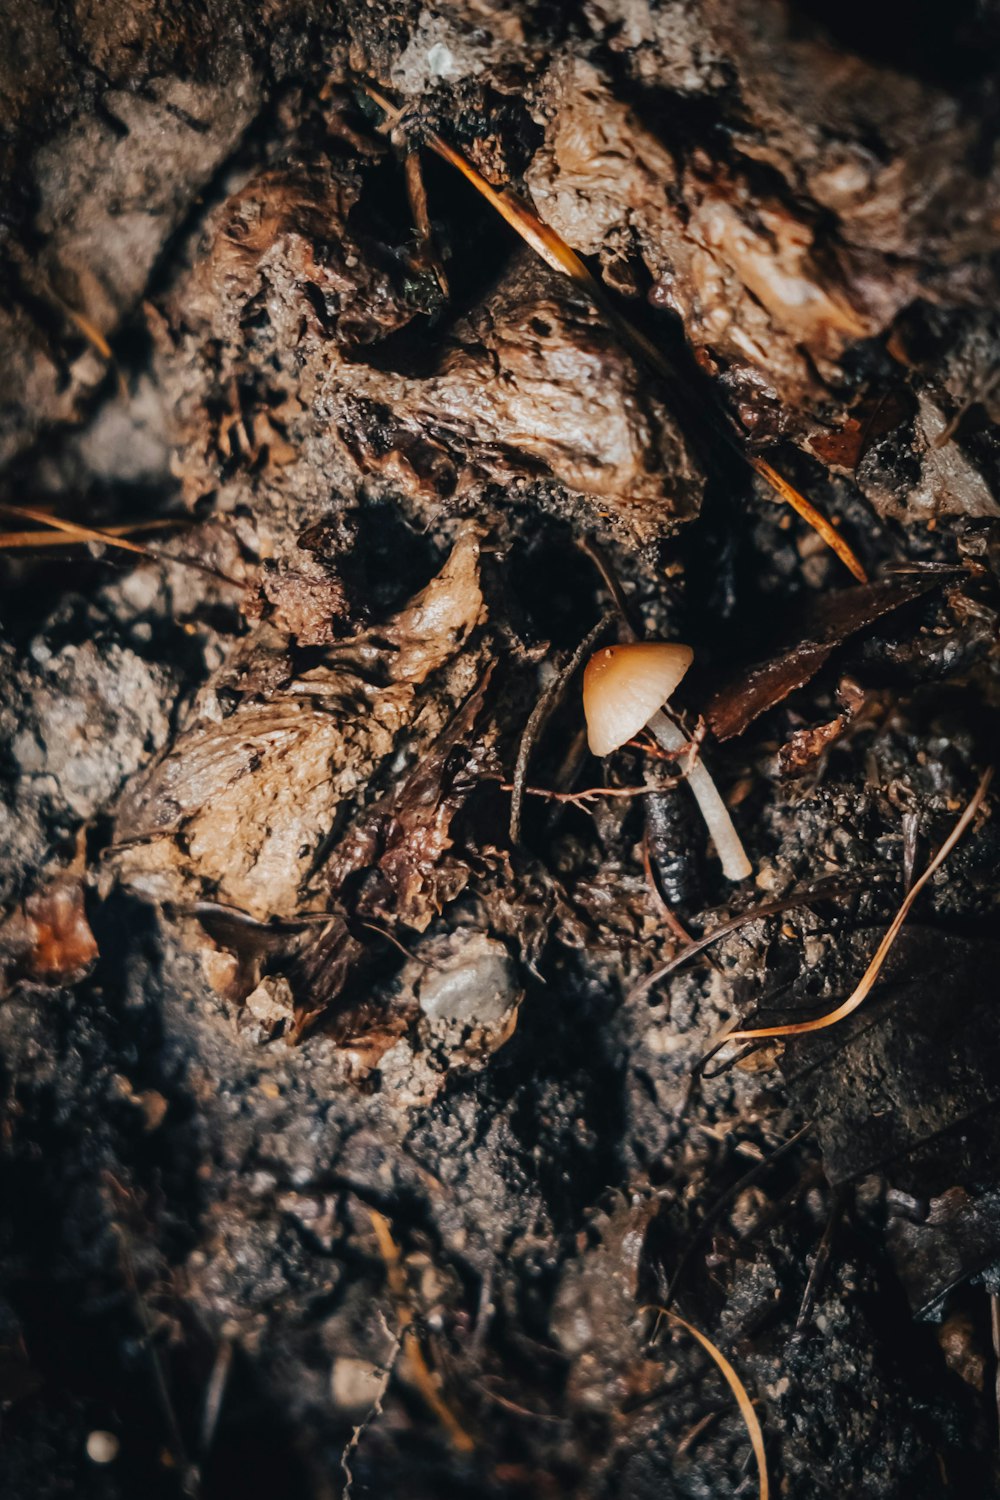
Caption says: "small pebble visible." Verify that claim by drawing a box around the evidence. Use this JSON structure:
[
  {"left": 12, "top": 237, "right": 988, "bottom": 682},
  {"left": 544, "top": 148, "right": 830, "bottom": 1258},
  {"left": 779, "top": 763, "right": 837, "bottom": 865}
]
[{"left": 86, "top": 1430, "right": 119, "bottom": 1464}]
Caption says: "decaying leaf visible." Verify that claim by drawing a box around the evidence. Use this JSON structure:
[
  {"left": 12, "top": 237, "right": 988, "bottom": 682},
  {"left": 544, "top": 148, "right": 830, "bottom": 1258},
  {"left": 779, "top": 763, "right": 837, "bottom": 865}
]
[
  {"left": 323, "top": 670, "right": 493, "bottom": 932},
  {"left": 777, "top": 679, "right": 865, "bottom": 776},
  {"left": 805, "top": 390, "right": 913, "bottom": 471},
  {"left": 367, "top": 78, "right": 866, "bottom": 578},
  {"left": 110, "top": 529, "right": 487, "bottom": 920},
  {"left": 704, "top": 574, "right": 950, "bottom": 741}
]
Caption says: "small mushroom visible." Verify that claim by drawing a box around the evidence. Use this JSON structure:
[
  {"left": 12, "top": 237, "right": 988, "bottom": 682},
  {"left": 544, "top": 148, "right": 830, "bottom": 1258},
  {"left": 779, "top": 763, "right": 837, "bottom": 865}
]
[{"left": 583, "top": 642, "right": 751, "bottom": 881}]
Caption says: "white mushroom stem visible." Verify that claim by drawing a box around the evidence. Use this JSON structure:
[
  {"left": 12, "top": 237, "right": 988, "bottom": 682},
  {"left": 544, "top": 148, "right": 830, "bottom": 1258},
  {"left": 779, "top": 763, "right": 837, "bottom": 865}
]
[{"left": 646, "top": 710, "right": 752, "bottom": 882}]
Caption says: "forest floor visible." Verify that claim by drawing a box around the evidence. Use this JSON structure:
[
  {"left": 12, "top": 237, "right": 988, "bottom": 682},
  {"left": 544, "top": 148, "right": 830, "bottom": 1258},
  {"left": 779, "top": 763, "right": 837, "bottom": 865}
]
[{"left": 2, "top": 3, "right": 1000, "bottom": 1497}]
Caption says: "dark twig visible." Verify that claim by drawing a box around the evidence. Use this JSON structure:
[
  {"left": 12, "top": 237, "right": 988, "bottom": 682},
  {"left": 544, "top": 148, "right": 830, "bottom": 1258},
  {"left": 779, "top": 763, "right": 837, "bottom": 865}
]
[
  {"left": 404, "top": 150, "right": 449, "bottom": 295},
  {"left": 576, "top": 536, "right": 641, "bottom": 640},
  {"left": 503, "top": 779, "right": 672, "bottom": 806},
  {"left": 736, "top": 1162, "right": 827, "bottom": 1249},
  {"left": 627, "top": 876, "right": 868, "bottom": 1006},
  {"left": 661, "top": 1122, "right": 814, "bottom": 1307},
  {"left": 113, "top": 1223, "right": 200, "bottom": 1498},
  {"left": 510, "top": 610, "right": 615, "bottom": 843},
  {"left": 793, "top": 1185, "right": 849, "bottom": 1337},
  {"left": 676, "top": 1408, "right": 723, "bottom": 1458},
  {"left": 200, "top": 1332, "right": 234, "bottom": 1456},
  {"left": 990, "top": 1293, "right": 1000, "bottom": 1441}
]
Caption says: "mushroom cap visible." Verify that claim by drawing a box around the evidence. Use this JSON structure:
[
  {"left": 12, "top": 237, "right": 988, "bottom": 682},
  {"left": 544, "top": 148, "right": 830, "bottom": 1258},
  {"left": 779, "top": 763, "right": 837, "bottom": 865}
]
[{"left": 583, "top": 641, "right": 694, "bottom": 756}]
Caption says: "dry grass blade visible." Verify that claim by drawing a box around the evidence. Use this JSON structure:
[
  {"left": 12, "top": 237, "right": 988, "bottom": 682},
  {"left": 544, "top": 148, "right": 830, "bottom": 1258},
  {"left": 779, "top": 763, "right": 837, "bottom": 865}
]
[
  {"left": 63, "top": 305, "right": 114, "bottom": 362},
  {"left": 62, "top": 306, "right": 129, "bottom": 398},
  {"left": 360, "top": 82, "right": 866, "bottom": 582},
  {"left": 0, "top": 500, "right": 156, "bottom": 558},
  {"left": 726, "top": 767, "right": 993, "bottom": 1041},
  {"left": 368, "top": 1209, "right": 476, "bottom": 1453},
  {"left": 642, "top": 1304, "right": 769, "bottom": 1500},
  {"left": 0, "top": 518, "right": 183, "bottom": 550},
  {"left": 0, "top": 501, "right": 243, "bottom": 588}
]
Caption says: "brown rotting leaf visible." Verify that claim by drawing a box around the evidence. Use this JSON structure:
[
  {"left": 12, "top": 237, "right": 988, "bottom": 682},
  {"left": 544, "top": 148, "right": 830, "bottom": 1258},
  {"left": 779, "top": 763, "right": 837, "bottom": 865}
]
[{"left": 704, "top": 573, "right": 952, "bottom": 741}]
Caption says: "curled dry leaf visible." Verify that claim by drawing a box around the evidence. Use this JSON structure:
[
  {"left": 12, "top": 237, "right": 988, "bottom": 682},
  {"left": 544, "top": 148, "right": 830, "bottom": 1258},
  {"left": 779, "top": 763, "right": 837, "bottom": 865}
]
[{"left": 776, "top": 676, "right": 865, "bottom": 776}]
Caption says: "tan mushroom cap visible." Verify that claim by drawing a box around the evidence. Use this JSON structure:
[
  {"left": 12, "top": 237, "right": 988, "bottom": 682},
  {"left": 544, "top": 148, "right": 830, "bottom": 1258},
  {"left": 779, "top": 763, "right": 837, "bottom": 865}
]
[{"left": 583, "top": 641, "right": 694, "bottom": 756}]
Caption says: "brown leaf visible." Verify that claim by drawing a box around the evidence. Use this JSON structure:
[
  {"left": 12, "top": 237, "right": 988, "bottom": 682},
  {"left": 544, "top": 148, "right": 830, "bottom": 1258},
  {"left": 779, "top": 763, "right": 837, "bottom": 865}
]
[
  {"left": 778, "top": 715, "right": 848, "bottom": 775},
  {"left": 704, "top": 574, "right": 949, "bottom": 740},
  {"left": 777, "top": 677, "right": 867, "bottom": 774},
  {"left": 806, "top": 390, "right": 912, "bottom": 470}
]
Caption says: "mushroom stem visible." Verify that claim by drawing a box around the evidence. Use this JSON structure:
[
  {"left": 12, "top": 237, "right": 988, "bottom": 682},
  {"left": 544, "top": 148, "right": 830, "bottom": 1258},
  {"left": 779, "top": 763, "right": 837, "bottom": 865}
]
[{"left": 646, "top": 710, "right": 752, "bottom": 882}]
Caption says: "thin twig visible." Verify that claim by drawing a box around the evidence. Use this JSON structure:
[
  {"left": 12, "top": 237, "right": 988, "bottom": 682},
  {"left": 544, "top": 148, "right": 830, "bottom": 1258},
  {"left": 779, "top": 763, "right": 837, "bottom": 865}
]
[
  {"left": 675, "top": 1408, "right": 722, "bottom": 1458},
  {"left": 503, "top": 778, "right": 672, "bottom": 806},
  {"left": 359, "top": 919, "right": 445, "bottom": 970},
  {"left": 341, "top": 1310, "right": 400, "bottom": 1500},
  {"left": 113, "top": 1223, "right": 200, "bottom": 1498},
  {"left": 404, "top": 150, "right": 449, "bottom": 295},
  {"left": 736, "top": 1162, "right": 827, "bottom": 1250},
  {"left": 793, "top": 1186, "right": 849, "bottom": 1337},
  {"left": 627, "top": 876, "right": 866, "bottom": 1005},
  {"left": 200, "top": 1333, "right": 234, "bottom": 1456},
  {"left": 576, "top": 536, "right": 640, "bottom": 640},
  {"left": 509, "top": 610, "right": 614, "bottom": 843},
  {"left": 990, "top": 1293, "right": 1000, "bottom": 1442}
]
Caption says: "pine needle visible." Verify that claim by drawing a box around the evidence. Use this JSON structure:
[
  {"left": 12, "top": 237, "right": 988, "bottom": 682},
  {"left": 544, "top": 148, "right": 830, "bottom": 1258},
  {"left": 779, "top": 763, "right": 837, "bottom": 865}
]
[
  {"left": 62, "top": 306, "right": 129, "bottom": 398},
  {"left": 0, "top": 518, "right": 183, "bottom": 550},
  {"left": 642, "top": 1304, "right": 769, "bottom": 1500},
  {"left": 726, "top": 767, "right": 992, "bottom": 1042},
  {"left": 0, "top": 501, "right": 244, "bottom": 588},
  {"left": 749, "top": 455, "right": 866, "bottom": 583},
  {"left": 0, "top": 501, "right": 154, "bottom": 558},
  {"left": 360, "top": 82, "right": 867, "bottom": 582},
  {"left": 63, "top": 306, "right": 114, "bottom": 363}
]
